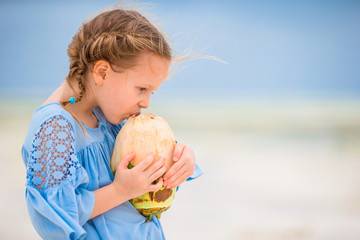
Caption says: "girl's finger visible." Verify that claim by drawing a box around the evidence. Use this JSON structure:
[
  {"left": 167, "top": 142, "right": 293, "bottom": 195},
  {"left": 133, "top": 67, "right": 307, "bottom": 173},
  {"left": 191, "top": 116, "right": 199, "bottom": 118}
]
[
  {"left": 164, "top": 164, "right": 187, "bottom": 188},
  {"left": 149, "top": 178, "right": 163, "bottom": 192},
  {"left": 166, "top": 171, "right": 188, "bottom": 190},
  {"left": 149, "top": 164, "right": 167, "bottom": 183},
  {"left": 135, "top": 152, "right": 156, "bottom": 171},
  {"left": 144, "top": 156, "right": 165, "bottom": 176},
  {"left": 172, "top": 142, "right": 186, "bottom": 162},
  {"left": 163, "top": 160, "right": 185, "bottom": 181},
  {"left": 117, "top": 152, "right": 136, "bottom": 170}
]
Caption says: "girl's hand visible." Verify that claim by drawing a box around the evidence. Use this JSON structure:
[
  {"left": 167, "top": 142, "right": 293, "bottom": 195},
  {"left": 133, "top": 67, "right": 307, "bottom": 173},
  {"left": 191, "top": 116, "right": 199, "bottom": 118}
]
[
  {"left": 163, "top": 142, "right": 195, "bottom": 189},
  {"left": 112, "top": 152, "right": 166, "bottom": 200}
]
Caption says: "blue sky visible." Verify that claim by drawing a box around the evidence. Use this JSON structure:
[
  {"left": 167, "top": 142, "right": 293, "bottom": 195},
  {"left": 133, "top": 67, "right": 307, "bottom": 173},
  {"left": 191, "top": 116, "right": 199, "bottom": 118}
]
[{"left": 0, "top": 0, "right": 359, "bottom": 100}]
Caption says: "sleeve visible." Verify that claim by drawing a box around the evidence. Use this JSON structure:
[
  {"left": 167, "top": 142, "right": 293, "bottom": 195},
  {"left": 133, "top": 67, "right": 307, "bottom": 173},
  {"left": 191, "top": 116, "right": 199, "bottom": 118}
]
[{"left": 25, "top": 115, "right": 95, "bottom": 240}]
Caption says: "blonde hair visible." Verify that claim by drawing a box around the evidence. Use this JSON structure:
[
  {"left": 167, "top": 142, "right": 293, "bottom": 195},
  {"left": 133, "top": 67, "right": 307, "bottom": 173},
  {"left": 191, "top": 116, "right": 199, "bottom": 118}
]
[{"left": 62, "top": 9, "right": 172, "bottom": 106}]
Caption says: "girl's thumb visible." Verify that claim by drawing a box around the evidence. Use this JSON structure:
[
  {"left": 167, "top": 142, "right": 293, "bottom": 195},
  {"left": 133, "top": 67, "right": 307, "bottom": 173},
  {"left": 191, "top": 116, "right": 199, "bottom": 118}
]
[
  {"left": 118, "top": 152, "right": 136, "bottom": 170},
  {"left": 173, "top": 142, "right": 185, "bottom": 162}
]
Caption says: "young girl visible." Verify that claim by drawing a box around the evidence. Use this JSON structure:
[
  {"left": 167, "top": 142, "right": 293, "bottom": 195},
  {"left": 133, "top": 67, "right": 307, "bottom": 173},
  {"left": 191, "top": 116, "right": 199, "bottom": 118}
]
[{"left": 21, "top": 8, "right": 202, "bottom": 240}]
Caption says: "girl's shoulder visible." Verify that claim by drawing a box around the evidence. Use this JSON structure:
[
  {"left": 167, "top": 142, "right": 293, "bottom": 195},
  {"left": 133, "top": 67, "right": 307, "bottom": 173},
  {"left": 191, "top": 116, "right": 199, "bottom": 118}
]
[
  {"left": 32, "top": 102, "right": 81, "bottom": 131},
  {"left": 23, "top": 102, "right": 85, "bottom": 150}
]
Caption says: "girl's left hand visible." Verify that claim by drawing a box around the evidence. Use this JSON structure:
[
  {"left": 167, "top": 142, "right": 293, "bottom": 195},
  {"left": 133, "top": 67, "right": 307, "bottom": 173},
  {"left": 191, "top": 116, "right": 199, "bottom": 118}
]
[{"left": 163, "top": 142, "right": 195, "bottom": 189}]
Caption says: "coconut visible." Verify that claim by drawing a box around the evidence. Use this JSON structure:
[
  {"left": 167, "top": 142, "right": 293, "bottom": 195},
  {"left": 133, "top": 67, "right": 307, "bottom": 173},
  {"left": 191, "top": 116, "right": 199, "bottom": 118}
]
[{"left": 110, "top": 113, "right": 176, "bottom": 221}]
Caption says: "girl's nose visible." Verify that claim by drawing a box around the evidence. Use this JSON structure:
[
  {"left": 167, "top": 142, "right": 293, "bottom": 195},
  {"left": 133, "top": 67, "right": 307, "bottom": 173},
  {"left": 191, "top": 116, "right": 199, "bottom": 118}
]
[{"left": 138, "top": 96, "right": 150, "bottom": 109}]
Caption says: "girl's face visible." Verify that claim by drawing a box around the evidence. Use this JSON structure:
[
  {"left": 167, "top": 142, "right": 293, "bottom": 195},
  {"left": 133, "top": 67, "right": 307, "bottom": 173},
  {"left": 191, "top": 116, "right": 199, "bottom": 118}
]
[{"left": 94, "top": 54, "right": 170, "bottom": 125}]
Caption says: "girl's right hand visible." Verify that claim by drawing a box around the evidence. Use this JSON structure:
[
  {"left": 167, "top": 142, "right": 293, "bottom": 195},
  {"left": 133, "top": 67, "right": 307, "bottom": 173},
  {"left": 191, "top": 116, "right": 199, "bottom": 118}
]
[{"left": 111, "top": 152, "right": 166, "bottom": 200}]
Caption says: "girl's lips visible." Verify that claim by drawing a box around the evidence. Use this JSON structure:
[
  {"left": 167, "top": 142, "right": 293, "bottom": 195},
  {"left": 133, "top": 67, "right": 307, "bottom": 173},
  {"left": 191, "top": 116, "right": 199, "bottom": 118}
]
[{"left": 129, "top": 112, "right": 141, "bottom": 118}]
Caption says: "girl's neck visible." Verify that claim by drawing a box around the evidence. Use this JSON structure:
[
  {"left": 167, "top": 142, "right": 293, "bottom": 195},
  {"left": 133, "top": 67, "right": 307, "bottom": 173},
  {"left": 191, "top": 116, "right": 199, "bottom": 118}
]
[{"left": 43, "top": 81, "right": 99, "bottom": 129}]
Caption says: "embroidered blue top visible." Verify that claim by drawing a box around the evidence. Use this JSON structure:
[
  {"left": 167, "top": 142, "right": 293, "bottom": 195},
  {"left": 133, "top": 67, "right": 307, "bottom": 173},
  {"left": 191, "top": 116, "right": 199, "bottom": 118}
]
[{"left": 21, "top": 102, "right": 203, "bottom": 240}]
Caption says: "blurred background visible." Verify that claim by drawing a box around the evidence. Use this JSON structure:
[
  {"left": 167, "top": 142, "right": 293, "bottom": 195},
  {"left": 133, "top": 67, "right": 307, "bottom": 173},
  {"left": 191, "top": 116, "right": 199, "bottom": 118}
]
[{"left": 1, "top": 0, "right": 360, "bottom": 239}]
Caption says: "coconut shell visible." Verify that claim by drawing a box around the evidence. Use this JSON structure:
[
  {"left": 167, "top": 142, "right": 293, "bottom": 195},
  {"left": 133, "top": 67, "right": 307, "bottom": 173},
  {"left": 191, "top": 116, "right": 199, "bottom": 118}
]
[
  {"left": 110, "top": 113, "right": 175, "bottom": 173},
  {"left": 110, "top": 113, "right": 177, "bottom": 221}
]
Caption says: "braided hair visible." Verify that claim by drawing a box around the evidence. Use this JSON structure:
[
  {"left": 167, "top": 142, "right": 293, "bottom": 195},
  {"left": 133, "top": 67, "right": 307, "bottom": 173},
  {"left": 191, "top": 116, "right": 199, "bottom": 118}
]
[{"left": 62, "top": 9, "right": 172, "bottom": 106}]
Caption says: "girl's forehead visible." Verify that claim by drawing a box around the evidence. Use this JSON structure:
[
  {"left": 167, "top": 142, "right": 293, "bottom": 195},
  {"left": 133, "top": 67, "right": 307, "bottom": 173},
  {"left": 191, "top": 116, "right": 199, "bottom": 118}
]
[
  {"left": 133, "top": 54, "right": 170, "bottom": 72},
  {"left": 130, "top": 75, "right": 162, "bottom": 90},
  {"left": 125, "top": 68, "right": 164, "bottom": 90},
  {"left": 127, "top": 55, "right": 169, "bottom": 84}
]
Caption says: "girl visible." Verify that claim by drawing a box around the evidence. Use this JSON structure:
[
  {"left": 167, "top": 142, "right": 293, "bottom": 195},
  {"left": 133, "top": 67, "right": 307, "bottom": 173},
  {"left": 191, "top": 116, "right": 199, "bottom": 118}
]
[{"left": 21, "top": 8, "right": 202, "bottom": 240}]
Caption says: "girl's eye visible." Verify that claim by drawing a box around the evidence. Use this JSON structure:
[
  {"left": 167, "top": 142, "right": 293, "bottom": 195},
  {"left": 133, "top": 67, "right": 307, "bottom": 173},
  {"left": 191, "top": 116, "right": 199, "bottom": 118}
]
[{"left": 139, "top": 88, "right": 154, "bottom": 94}]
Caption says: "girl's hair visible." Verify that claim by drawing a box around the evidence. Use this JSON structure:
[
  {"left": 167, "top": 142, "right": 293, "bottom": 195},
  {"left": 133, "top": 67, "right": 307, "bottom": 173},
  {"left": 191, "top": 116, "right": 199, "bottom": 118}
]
[{"left": 62, "top": 9, "right": 171, "bottom": 106}]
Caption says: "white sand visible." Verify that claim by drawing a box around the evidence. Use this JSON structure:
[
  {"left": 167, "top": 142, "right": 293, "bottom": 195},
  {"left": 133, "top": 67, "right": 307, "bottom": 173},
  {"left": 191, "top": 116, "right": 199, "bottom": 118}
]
[{"left": 1, "top": 99, "right": 360, "bottom": 240}]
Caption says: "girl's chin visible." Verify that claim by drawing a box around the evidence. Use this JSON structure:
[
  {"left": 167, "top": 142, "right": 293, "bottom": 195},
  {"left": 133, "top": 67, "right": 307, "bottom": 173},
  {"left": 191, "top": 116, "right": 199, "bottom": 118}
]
[{"left": 108, "top": 117, "right": 126, "bottom": 125}]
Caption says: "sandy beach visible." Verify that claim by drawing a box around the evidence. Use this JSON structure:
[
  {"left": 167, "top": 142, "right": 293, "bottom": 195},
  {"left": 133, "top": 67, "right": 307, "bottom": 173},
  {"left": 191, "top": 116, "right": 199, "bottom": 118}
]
[{"left": 1, "top": 98, "right": 360, "bottom": 240}]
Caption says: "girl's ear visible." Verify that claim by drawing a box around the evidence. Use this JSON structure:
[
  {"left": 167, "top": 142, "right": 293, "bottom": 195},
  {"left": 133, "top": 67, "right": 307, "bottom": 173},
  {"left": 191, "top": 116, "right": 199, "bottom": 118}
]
[{"left": 93, "top": 60, "right": 110, "bottom": 86}]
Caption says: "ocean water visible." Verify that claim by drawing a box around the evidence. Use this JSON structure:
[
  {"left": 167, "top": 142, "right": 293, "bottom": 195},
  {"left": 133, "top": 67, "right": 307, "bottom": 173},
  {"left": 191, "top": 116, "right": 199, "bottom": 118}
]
[{"left": 1, "top": 98, "right": 360, "bottom": 240}]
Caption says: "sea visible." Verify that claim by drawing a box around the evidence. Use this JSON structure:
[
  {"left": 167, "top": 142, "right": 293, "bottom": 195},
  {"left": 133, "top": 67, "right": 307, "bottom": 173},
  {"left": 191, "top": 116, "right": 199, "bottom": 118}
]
[{"left": 1, "top": 92, "right": 360, "bottom": 240}]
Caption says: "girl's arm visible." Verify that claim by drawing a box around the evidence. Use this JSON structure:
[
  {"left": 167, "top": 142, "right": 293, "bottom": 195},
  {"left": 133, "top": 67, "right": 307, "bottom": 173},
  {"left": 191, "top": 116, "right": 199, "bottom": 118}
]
[{"left": 89, "top": 152, "right": 166, "bottom": 219}]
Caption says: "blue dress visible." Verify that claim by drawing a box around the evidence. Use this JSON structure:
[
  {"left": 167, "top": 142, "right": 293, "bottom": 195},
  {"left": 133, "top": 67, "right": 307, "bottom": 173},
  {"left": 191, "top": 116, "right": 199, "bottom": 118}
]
[{"left": 21, "top": 102, "right": 203, "bottom": 240}]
